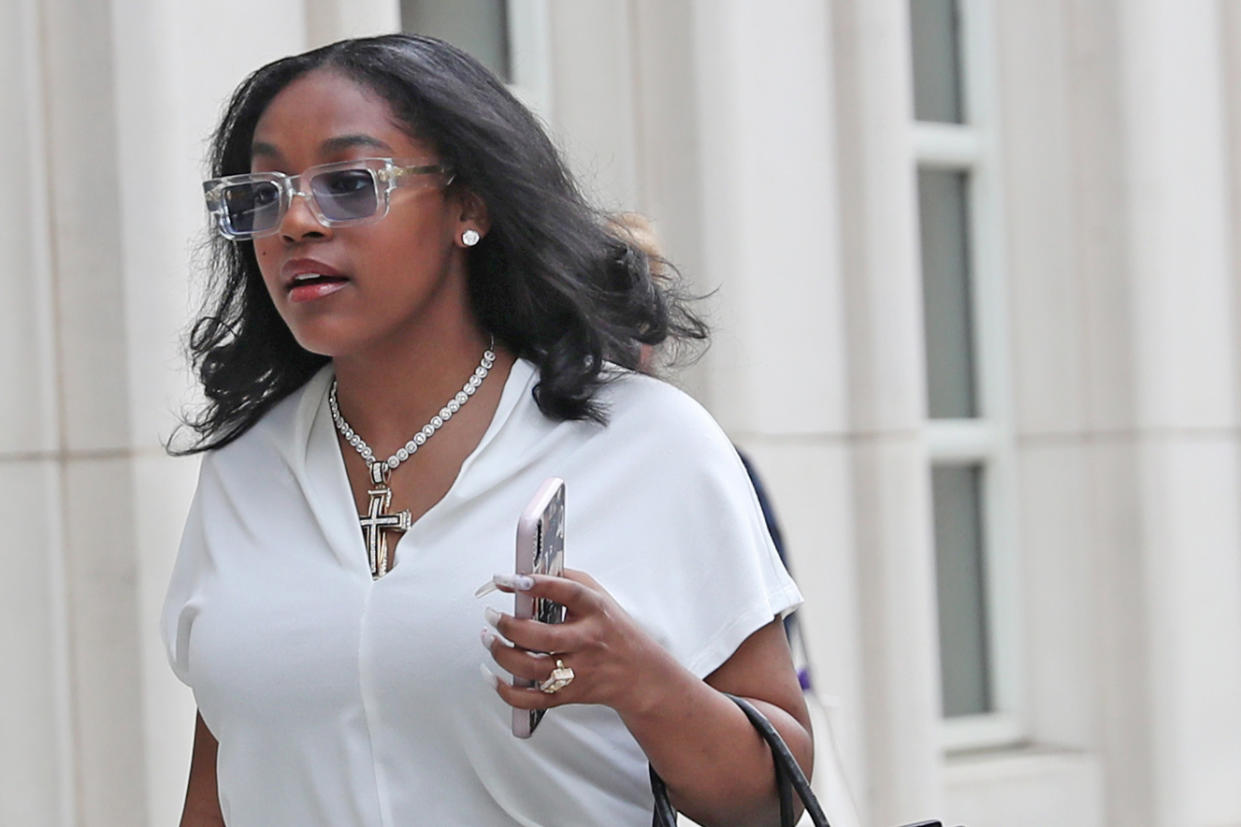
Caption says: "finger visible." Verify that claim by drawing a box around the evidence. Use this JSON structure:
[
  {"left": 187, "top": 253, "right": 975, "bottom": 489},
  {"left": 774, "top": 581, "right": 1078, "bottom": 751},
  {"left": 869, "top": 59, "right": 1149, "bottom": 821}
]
[
  {"left": 483, "top": 628, "right": 555, "bottom": 681},
  {"left": 487, "top": 608, "right": 578, "bottom": 653},
  {"left": 517, "top": 573, "right": 601, "bottom": 614},
  {"left": 474, "top": 572, "right": 535, "bottom": 597},
  {"left": 493, "top": 677, "right": 573, "bottom": 710},
  {"left": 560, "top": 568, "right": 605, "bottom": 592}
]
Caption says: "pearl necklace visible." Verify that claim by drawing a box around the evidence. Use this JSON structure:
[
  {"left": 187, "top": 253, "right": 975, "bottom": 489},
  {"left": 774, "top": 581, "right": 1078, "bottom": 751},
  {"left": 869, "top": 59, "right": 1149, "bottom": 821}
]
[{"left": 328, "top": 337, "right": 496, "bottom": 578}]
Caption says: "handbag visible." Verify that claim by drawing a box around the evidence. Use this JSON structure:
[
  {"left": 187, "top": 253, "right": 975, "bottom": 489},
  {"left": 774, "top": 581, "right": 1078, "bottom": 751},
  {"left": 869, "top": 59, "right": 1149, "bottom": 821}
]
[{"left": 648, "top": 693, "right": 947, "bottom": 827}]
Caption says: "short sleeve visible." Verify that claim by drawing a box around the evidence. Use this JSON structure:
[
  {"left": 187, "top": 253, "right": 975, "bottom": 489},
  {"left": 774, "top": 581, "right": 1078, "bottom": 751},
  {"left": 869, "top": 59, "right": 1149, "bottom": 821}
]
[
  {"left": 581, "top": 376, "right": 804, "bottom": 680},
  {"left": 160, "top": 455, "right": 215, "bottom": 687},
  {"left": 665, "top": 436, "right": 803, "bottom": 678}
]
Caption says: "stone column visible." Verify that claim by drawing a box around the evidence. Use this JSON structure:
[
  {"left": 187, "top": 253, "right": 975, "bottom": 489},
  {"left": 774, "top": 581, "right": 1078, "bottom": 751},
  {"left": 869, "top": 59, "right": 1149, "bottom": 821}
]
[
  {"left": 1, "top": 1, "right": 312, "bottom": 823},
  {"left": 37, "top": 0, "right": 149, "bottom": 820},
  {"left": 0, "top": 0, "right": 76, "bottom": 823},
  {"left": 831, "top": 0, "right": 945, "bottom": 822},
  {"left": 1108, "top": 0, "right": 1241, "bottom": 824}
]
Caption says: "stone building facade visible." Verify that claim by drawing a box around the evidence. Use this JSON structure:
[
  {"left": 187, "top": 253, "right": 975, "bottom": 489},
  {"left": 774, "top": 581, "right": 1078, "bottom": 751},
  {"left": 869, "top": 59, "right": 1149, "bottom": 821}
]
[{"left": 3, "top": 1, "right": 1239, "bottom": 825}]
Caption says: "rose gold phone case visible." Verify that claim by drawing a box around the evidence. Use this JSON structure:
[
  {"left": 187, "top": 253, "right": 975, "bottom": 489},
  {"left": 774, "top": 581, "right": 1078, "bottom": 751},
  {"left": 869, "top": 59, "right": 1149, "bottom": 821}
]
[{"left": 512, "top": 477, "right": 566, "bottom": 738}]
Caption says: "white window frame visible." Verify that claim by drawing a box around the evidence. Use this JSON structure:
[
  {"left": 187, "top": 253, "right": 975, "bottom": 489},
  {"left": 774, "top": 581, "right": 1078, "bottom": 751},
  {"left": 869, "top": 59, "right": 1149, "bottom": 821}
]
[
  {"left": 912, "top": 0, "right": 1025, "bottom": 753},
  {"left": 393, "top": 1, "right": 553, "bottom": 121},
  {"left": 505, "top": 0, "right": 553, "bottom": 123}
]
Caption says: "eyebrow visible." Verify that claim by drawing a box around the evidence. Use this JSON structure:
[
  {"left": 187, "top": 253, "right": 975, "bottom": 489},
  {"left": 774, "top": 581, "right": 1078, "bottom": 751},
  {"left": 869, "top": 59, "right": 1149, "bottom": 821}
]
[{"left": 250, "top": 134, "right": 394, "bottom": 158}]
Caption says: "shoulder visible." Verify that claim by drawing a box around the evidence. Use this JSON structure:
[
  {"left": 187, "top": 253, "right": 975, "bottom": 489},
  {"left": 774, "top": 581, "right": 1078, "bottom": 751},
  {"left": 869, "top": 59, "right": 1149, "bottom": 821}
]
[
  {"left": 588, "top": 368, "right": 740, "bottom": 472},
  {"left": 594, "top": 367, "right": 713, "bottom": 424},
  {"left": 604, "top": 368, "right": 727, "bottom": 432},
  {"left": 209, "top": 364, "right": 333, "bottom": 470}
]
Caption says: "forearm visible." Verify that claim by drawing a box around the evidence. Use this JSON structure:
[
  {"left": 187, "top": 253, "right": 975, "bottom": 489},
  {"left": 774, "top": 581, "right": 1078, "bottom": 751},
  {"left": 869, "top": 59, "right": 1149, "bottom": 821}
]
[
  {"left": 617, "top": 650, "right": 813, "bottom": 827},
  {"left": 485, "top": 576, "right": 812, "bottom": 825},
  {"left": 180, "top": 712, "right": 225, "bottom": 827},
  {"left": 181, "top": 801, "right": 226, "bottom": 827}
]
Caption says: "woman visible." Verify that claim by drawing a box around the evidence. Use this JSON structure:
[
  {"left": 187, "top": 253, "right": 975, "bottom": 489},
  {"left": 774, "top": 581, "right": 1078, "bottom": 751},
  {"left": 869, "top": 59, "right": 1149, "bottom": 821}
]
[{"left": 163, "top": 34, "right": 811, "bottom": 826}]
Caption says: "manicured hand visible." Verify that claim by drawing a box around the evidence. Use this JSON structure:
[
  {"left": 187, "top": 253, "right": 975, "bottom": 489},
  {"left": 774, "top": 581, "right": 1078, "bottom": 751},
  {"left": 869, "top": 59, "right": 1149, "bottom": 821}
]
[{"left": 478, "top": 569, "right": 680, "bottom": 718}]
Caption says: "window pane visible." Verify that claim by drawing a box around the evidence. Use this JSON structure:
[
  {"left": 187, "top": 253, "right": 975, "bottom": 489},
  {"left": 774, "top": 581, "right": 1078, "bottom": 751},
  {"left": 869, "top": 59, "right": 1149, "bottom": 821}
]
[
  {"left": 932, "top": 465, "right": 993, "bottom": 717},
  {"left": 909, "top": 0, "right": 964, "bottom": 123},
  {"left": 401, "top": 0, "right": 511, "bottom": 82},
  {"left": 919, "top": 168, "right": 977, "bottom": 418}
]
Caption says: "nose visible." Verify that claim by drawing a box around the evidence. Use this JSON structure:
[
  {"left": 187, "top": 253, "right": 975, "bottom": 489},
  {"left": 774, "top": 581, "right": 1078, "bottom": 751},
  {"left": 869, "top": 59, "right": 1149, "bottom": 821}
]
[{"left": 278, "top": 191, "right": 329, "bottom": 242}]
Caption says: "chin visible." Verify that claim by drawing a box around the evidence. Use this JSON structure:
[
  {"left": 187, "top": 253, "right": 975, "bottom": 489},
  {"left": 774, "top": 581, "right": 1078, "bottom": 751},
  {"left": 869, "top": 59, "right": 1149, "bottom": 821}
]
[{"left": 285, "top": 321, "right": 357, "bottom": 359}]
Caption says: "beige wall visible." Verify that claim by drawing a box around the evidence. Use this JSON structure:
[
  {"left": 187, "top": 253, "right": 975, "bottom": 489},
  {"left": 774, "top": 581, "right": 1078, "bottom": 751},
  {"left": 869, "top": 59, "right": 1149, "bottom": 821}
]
[
  {"left": 3, "top": 1, "right": 1241, "bottom": 825},
  {"left": 1, "top": 0, "right": 312, "bottom": 822}
]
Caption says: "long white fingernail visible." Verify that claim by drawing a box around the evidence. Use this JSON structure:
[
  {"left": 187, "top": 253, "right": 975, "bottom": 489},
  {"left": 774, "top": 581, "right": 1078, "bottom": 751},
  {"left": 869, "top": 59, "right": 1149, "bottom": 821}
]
[
  {"left": 478, "top": 573, "right": 534, "bottom": 594},
  {"left": 484, "top": 607, "right": 502, "bottom": 629},
  {"left": 481, "top": 627, "right": 496, "bottom": 649},
  {"left": 479, "top": 663, "right": 499, "bottom": 690}
]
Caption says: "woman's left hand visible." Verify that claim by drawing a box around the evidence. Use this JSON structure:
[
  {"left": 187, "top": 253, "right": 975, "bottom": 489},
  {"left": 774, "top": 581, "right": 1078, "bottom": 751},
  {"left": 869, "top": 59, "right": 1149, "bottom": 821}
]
[
  {"left": 480, "top": 569, "right": 680, "bottom": 717},
  {"left": 480, "top": 568, "right": 814, "bottom": 825}
]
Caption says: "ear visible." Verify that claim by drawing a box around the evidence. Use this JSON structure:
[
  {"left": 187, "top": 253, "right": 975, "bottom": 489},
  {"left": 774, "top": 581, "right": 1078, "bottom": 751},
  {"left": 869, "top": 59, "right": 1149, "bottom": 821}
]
[{"left": 453, "top": 188, "right": 491, "bottom": 247}]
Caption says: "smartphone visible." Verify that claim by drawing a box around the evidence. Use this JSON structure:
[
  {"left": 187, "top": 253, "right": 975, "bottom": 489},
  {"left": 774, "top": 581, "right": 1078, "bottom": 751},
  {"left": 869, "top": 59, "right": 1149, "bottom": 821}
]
[{"left": 512, "top": 477, "right": 566, "bottom": 738}]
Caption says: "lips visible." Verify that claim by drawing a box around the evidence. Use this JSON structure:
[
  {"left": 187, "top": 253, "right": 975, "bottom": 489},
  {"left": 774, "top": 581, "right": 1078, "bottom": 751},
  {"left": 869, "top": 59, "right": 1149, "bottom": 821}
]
[{"left": 281, "top": 258, "right": 350, "bottom": 303}]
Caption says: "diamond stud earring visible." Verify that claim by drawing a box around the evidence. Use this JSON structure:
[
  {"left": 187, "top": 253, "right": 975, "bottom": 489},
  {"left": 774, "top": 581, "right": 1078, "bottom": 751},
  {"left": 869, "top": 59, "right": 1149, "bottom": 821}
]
[{"left": 462, "top": 229, "right": 481, "bottom": 247}]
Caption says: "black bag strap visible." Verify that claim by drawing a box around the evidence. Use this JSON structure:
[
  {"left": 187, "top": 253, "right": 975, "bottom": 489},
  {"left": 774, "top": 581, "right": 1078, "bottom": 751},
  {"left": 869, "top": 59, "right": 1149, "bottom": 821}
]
[
  {"left": 648, "top": 764, "right": 679, "bottom": 827},
  {"left": 649, "top": 693, "right": 829, "bottom": 827}
]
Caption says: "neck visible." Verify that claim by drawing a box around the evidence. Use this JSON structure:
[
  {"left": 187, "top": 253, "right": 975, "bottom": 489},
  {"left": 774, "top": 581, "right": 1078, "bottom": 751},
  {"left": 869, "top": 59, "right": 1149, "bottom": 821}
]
[{"left": 331, "top": 319, "right": 500, "bottom": 457}]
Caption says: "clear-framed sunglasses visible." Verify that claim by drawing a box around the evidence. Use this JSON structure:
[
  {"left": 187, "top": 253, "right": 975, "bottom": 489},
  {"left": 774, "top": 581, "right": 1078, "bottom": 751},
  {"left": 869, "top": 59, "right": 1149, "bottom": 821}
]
[{"left": 202, "top": 157, "right": 453, "bottom": 241}]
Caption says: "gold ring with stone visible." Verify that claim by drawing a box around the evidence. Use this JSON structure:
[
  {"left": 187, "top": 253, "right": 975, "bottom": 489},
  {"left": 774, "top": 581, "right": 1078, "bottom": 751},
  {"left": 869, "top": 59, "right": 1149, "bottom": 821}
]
[{"left": 539, "top": 659, "right": 575, "bottom": 694}]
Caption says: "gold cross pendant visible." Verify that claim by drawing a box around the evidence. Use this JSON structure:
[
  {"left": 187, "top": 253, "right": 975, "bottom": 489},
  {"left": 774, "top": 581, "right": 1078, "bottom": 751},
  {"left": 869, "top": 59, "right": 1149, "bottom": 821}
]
[{"left": 358, "top": 462, "right": 411, "bottom": 579}]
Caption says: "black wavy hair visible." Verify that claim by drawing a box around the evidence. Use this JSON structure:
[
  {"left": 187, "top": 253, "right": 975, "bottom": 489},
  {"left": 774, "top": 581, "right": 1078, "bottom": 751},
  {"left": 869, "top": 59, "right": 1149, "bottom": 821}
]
[{"left": 171, "top": 33, "right": 706, "bottom": 455}]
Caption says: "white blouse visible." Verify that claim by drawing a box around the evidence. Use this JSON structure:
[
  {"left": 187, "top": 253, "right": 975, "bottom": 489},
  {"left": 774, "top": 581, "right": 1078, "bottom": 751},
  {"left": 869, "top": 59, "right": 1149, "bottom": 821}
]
[{"left": 162, "top": 359, "right": 802, "bottom": 826}]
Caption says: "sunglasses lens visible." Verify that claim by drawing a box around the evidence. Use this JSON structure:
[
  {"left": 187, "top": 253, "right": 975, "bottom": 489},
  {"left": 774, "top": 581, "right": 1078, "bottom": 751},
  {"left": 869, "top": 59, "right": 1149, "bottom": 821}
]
[
  {"left": 311, "top": 169, "right": 379, "bottom": 221},
  {"left": 221, "top": 181, "right": 281, "bottom": 236}
]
